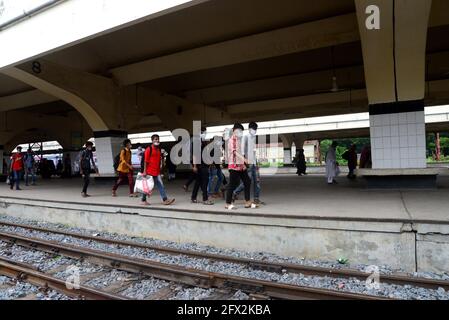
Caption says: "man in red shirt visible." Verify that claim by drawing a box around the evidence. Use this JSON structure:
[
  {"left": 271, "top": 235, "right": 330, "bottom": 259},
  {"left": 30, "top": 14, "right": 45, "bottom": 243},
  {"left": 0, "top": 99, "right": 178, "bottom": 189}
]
[
  {"left": 10, "top": 146, "right": 24, "bottom": 190},
  {"left": 141, "top": 134, "right": 175, "bottom": 205}
]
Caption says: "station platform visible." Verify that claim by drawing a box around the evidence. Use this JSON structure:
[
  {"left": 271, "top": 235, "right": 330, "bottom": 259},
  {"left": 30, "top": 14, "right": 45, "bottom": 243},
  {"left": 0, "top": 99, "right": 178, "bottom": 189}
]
[{"left": 0, "top": 171, "right": 448, "bottom": 274}]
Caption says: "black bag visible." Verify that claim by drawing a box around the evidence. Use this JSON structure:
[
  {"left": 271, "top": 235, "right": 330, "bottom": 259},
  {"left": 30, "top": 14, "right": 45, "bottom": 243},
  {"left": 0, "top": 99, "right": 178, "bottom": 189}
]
[
  {"left": 140, "top": 145, "right": 153, "bottom": 173},
  {"left": 113, "top": 152, "right": 121, "bottom": 172},
  {"left": 342, "top": 150, "right": 349, "bottom": 161}
]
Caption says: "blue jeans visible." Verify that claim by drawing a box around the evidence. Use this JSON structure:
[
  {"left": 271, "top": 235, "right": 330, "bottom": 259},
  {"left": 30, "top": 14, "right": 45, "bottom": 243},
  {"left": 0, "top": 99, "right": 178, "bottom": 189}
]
[
  {"left": 207, "top": 167, "right": 224, "bottom": 194},
  {"left": 25, "top": 166, "right": 36, "bottom": 185},
  {"left": 13, "top": 170, "right": 22, "bottom": 190},
  {"left": 234, "top": 165, "right": 260, "bottom": 199},
  {"left": 141, "top": 175, "right": 167, "bottom": 202}
]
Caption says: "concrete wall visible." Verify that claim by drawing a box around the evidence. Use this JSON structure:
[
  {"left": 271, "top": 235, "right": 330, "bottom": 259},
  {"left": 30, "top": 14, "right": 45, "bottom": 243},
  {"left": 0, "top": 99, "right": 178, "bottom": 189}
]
[{"left": 1, "top": 197, "right": 447, "bottom": 273}]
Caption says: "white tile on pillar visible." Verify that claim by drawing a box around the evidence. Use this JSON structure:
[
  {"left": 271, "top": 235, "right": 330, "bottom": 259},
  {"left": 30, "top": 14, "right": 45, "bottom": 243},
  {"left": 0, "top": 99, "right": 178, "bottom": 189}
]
[
  {"left": 400, "top": 136, "right": 408, "bottom": 147},
  {"left": 408, "top": 135, "right": 417, "bottom": 147},
  {"left": 400, "top": 148, "right": 408, "bottom": 160},
  {"left": 384, "top": 159, "right": 392, "bottom": 168},
  {"left": 392, "top": 158, "right": 401, "bottom": 168},
  {"left": 416, "top": 123, "right": 425, "bottom": 136},
  {"left": 406, "top": 112, "right": 416, "bottom": 123},
  {"left": 390, "top": 113, "right": 399, "bottom": 125},
  {"left": 400, "top": 158, "right": 409, "bottom": 168},
  {"left": 407, "top": 123, "right": 416, "bottom": 135},
  {"left": 382, "top": 126, "right": 391, "bottom": 137},
  {"left": 417, "top": 135, "right": 426, "bottom": 148},
  {"left": 416, "top": 111, "right": 425, "bottom": 123},
  {"left": 391, "top": 137, "right": 400, "bottom": 148},
  {"left": 383, "top": 136, "right": 391, "bottom": 147},
  {"left": 390, "top": 126, "right": 399, "bottom": 137},
  {"left": 399, "top": 125, "right": 408, "bottom": 137},
  {"left": 384, "top": 148, "right": 392, "bottom": 160},
  {"left": 398, "top": 113, "right": 408, "bottom": 124}
]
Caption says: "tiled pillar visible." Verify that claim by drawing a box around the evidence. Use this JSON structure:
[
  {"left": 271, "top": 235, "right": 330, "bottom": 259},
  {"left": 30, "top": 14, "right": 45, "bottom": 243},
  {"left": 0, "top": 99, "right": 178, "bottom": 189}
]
[
  {"left": 283, "top": 148, "right": 292, "bottom": 165},
  {"left": 93, "top": 131, "right": 127, "bottom": 176},
  {"left": 369, "top": 103, "right": 426, "bottom": 169}
]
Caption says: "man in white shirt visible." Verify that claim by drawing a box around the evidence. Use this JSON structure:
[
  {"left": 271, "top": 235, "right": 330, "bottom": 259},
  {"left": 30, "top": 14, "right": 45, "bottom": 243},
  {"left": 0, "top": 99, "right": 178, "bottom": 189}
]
[{"left": 232, "top": 122, "right": 262, "bottom": 204}]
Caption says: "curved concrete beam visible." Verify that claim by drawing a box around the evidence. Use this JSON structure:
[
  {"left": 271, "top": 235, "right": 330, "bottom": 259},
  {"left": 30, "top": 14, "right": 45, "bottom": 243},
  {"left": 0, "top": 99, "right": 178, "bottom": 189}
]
[{"left": 1, "top": 67, "right": 109, "bottom": 131}]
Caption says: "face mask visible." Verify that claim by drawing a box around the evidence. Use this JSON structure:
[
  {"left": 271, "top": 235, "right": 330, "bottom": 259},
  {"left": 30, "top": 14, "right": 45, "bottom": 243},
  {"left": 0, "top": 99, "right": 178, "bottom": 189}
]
[
  {"left": 235, "top": 130, "right": 243, "bottom": 137},
  {"left": 153, "top": 142, "right": 160, "bottom": 146},
  {"left": 200, "top": 133, "right": 206, "bottom": 139},
  {"left": 249, "top": 129, "right": 257, "bottom": 136}
]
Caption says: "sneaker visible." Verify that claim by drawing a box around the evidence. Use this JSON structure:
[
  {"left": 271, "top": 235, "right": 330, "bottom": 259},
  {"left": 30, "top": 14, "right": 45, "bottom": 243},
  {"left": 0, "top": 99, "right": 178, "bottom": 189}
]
[
  {"left": 163, "top": 198, "right": 175, "bottom": 205},
  {"left": 203, "top": 200, "right": 214, "bottom": 205},
  {"left": 225, "top": 204, "right": 236, "bottom": 210},
  {"left": 191, "top": 199, "right": 198, "bottom": 204},
  {"left": 253, "top": 199, "right": 265, "bottom": 205}
]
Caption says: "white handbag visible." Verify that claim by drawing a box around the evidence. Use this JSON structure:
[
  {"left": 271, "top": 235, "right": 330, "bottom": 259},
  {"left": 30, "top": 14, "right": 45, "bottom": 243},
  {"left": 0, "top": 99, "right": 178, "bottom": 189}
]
[{"left": 134, "top": 173, "right": 154, "bottom": 195}]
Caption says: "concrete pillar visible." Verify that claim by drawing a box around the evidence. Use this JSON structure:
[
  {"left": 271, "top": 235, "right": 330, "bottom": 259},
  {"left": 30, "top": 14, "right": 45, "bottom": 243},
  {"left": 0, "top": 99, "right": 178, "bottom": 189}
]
[
  {"left": 283, "top": 148, "right": 292, "bottom": 165},
  {"left": 355, "top": 0, "right": 431, "bottom": 169},
  {"left": 0, "top": 145, "right": 4, "bottom": 175},
  {"left": 93, "top": 131, "right": 127, "bottom": 176}
]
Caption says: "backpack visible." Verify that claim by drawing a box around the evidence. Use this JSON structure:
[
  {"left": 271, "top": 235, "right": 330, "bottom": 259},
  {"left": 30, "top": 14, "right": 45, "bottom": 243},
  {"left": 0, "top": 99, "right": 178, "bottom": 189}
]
[
  {"left": 140, "top": 145, "right": 153, "bottom": 173},
  {"left": 113, "top": 149, "right": 131, "bottom": 172}
]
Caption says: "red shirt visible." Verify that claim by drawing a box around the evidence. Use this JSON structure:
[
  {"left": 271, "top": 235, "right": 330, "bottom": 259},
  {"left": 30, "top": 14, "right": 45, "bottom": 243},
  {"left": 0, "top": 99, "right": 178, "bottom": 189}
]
[
  {"left": 144, "top": 145, "right": 161, "bottom": 176},
  {"left": 11, "top": 153, "right": 24, "bottom": 171}
]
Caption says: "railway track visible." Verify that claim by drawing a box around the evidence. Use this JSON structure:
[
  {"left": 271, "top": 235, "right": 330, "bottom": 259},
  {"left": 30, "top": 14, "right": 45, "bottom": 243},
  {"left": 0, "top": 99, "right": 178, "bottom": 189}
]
[
  {"left": 0, "top": 255, "right": 127, "bottom": 300},
  {"left": 0, "top": 226, "right": 387, "bottom": 300},
  {"left": 0, "top": 220, "right": 448, "bottom": 293}
]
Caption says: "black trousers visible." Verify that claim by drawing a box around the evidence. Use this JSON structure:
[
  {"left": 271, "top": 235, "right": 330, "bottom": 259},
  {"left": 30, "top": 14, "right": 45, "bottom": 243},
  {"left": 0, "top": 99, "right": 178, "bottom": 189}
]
[
  {"left": 191, "top": 166, "right": 209, "bottom": 201},
  {"left": 185, "top": 171, "right": 197, "bottom": 188},
  {"left": 226, "top": 170, "right": 251, "bottom": 204},
  {"left": 82, "top": 171, "right": 90, "bottom": 193}
]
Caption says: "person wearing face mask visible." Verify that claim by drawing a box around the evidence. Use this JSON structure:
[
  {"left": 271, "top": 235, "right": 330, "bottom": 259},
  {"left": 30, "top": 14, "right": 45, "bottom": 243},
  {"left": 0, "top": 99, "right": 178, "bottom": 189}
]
[
  {"left": 141, "top": 134, "right": 175, "bottom": 205},
  {"left": 232, "top": 122, "right": 262, "bottom": 205},
  {"left": 79, "top": 141, "right": 99, "bottom": 197},
  {"left": 225, "top": 123, "right": 253, "bottom": 210}
]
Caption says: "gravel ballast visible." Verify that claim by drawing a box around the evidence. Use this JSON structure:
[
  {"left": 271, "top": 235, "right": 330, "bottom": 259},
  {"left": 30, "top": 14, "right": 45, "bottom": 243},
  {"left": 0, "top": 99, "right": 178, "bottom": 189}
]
[{"left": 0, "top": 214, "right": 448, "bottom": 300}]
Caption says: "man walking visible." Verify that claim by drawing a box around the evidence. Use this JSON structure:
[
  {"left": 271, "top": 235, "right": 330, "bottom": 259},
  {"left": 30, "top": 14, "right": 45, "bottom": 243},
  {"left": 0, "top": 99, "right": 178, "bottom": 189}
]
[
  {"left": 325, "top": 141, "right": 339, "bottom": 184},
  {"left": 225, "top": 123, "right": 253, "bottom": 210},
  {"left": 141, "top": 134, "right": 175, "bottom": 206},
  {"left": 10, "top": 146, "right": 24, "bottom": 190},
  {"left": 343, "top": 144, "right": 357, "bottom": 179},
  {"left": 232, "top": 122, "right": 262, "bottom": 204},
  {"left": 112, "top": 139, "right": 137, "bottom": 197},
  {"left": 24, "top": 148, "right": 36, "bottom": 186},
  {"left": 79, "top": 141, "right": 99, "bottom": 197}
]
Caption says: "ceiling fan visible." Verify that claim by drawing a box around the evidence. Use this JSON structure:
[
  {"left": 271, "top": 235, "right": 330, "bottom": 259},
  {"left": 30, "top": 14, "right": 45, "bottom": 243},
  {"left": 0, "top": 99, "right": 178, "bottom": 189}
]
[{"left": 314, "top": 46, "right": 352, "bottom": 94}]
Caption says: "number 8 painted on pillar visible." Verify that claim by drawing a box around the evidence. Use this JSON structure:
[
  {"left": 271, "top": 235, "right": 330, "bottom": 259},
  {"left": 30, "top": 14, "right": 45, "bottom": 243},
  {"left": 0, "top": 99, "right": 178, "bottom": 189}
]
[{"left": 32, "top": 61, "right": 41, "bottom": 74}]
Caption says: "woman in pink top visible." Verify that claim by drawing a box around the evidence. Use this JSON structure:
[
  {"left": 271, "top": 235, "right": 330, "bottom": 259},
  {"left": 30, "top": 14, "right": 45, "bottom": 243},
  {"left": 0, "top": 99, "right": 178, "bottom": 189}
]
[{"left": 225, "top": 123, "right": 252, "bottom": 209}]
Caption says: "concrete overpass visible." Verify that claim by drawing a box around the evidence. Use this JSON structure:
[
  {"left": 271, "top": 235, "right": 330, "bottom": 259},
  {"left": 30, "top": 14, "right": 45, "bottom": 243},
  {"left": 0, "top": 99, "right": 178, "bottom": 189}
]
[{"left": 0, "top": 0, "right": 448, "bottom": 175}]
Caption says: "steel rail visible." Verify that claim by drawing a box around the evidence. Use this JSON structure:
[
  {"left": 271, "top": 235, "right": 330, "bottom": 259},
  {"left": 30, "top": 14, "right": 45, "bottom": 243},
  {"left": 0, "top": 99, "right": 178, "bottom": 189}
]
[
  {"left": 0, "top": 255, "right": 128, "bottom": 300},
  {"left": 0, "top": 220, "right": 447, "bottom": 291},
  {"left": 0, "top": 230, "right": 386, "bottom": 300}
]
